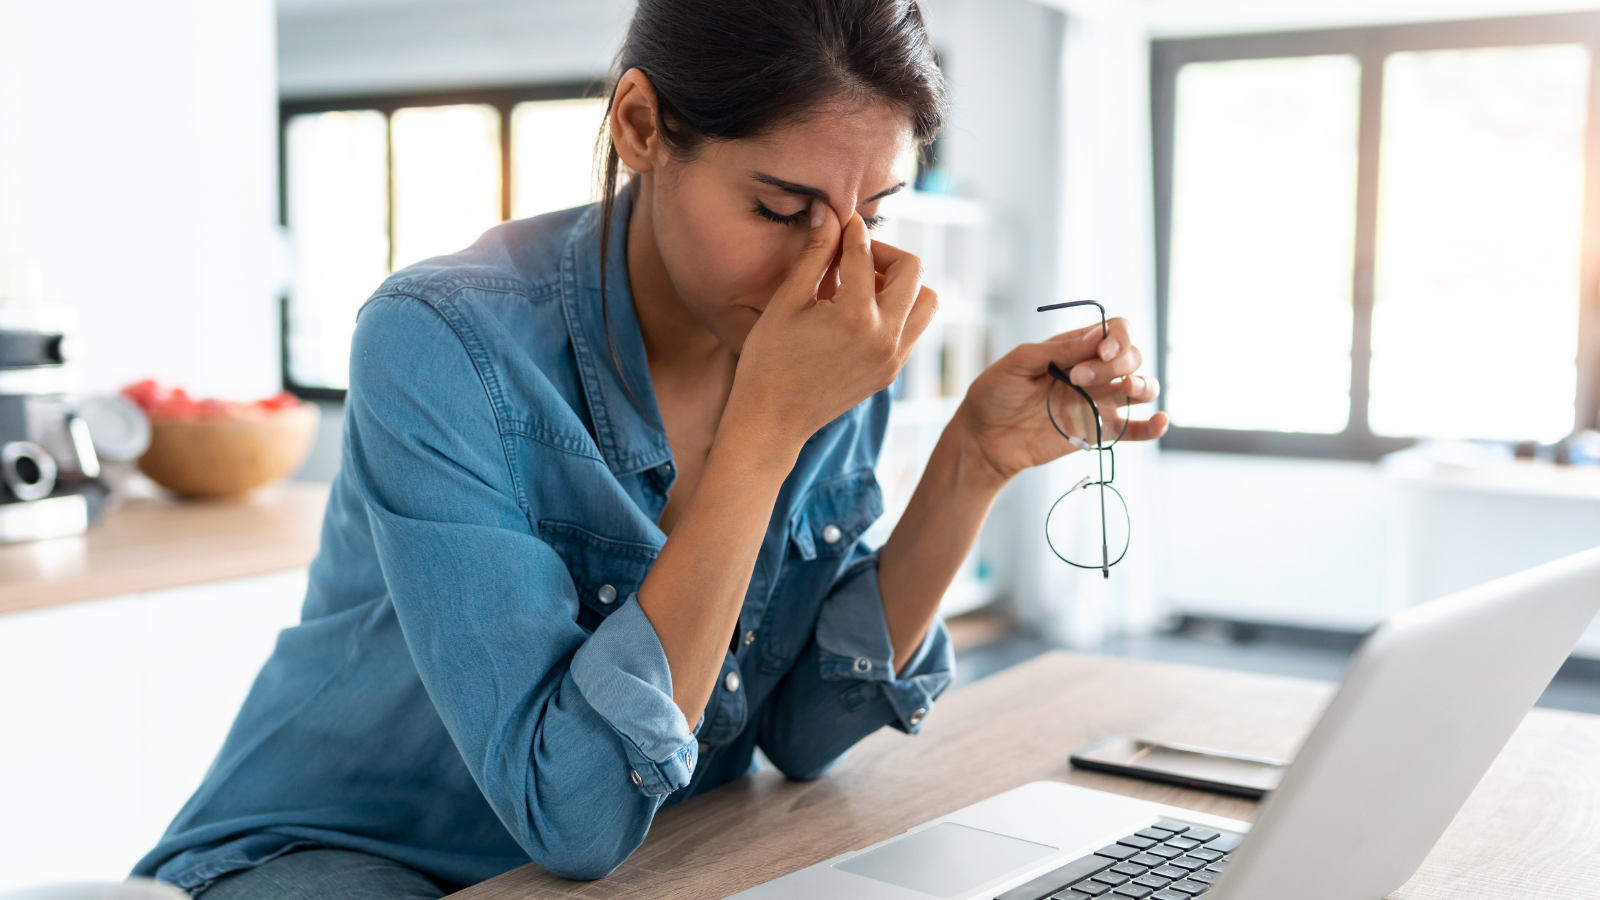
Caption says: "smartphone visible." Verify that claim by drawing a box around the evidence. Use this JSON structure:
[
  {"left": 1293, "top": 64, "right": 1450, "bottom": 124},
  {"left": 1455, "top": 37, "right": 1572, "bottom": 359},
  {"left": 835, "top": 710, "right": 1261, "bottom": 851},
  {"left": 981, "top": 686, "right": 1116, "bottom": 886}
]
[{"left": 1070, "top": 736, "right": 1288, "bottom": 799}]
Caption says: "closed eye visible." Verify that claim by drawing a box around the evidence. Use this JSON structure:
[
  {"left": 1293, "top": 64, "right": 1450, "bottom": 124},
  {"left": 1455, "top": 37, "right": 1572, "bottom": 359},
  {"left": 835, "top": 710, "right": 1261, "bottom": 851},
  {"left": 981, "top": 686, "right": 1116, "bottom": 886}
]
[
  {"left": 754, "top": 200, "right": 808, "bottom": 226},
  {"left": 755, "top": 200, "right": 887, "bottom": 230}
]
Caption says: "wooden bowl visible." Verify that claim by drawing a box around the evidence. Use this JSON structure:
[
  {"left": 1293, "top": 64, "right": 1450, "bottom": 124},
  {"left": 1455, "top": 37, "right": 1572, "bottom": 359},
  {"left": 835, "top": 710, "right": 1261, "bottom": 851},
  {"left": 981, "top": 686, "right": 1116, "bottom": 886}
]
[{"left": 137, "top": 404, "right": 318, "bottom": 498}]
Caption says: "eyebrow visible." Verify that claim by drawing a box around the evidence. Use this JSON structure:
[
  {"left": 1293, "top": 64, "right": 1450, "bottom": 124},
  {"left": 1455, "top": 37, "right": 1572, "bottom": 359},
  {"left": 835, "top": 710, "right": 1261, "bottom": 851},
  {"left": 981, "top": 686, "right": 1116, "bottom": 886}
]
[{"left": 749, "top": 172, "right": 906, "bottom": 206}]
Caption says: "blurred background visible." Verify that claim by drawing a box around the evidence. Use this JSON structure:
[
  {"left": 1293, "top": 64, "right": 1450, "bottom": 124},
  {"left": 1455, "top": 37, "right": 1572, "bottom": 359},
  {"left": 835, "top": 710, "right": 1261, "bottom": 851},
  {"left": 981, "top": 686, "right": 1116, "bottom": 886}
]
[{"left": 5, "top": 0, "right": 1600, "bottom": 890}]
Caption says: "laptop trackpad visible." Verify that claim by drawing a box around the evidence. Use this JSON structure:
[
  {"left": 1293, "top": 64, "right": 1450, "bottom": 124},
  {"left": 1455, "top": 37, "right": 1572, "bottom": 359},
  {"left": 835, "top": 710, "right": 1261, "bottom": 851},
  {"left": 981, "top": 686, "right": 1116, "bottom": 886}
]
[{"left": 833, "top": 822, "right": 1058, "bottom": 898}]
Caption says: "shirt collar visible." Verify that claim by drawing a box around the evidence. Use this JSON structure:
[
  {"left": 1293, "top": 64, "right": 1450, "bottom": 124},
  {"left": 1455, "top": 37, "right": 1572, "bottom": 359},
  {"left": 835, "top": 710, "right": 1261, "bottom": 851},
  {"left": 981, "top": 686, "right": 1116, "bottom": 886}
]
[{"left": 559, "top": 186, "right": 675, "bottom": 478}]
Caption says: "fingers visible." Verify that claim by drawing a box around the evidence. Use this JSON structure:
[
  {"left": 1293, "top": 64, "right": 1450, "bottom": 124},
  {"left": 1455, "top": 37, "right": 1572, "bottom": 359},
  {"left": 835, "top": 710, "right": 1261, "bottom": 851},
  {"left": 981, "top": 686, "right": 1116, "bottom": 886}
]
[
  {"left": 1067, "top": 318, "right": 1141, "bottom": 387},
  {"left": 835, "top": 212, "right": 876, "bottom": 305},
  {"left": 899, "top": 285, "right": 939, "bottom": 352},
  {"left": 869, "top": 235, "right": 925, "bottom": 322},
  {"left": 1088, "top": 373, "right": 1161, "bottom": 406},
  {"left": 771, "top": 200, "right": 841, "bottom": 311},
  {"left": 1125, "top": 411, "right": 1170, "bottom": 442}
]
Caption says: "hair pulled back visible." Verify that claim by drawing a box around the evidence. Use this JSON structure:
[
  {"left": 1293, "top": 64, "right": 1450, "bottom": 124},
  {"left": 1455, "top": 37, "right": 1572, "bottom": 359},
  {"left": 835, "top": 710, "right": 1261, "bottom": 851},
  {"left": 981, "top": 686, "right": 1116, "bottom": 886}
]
[{"left": 595, "top": 0, "right": 948, "bottom": 393}]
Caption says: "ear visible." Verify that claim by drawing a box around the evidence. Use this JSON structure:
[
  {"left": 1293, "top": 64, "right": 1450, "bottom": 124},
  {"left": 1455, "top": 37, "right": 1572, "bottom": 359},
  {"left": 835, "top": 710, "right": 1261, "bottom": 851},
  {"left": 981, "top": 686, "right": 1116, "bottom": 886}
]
[{"left": 610, "top": 68, "right": 666, "bottom": 174}]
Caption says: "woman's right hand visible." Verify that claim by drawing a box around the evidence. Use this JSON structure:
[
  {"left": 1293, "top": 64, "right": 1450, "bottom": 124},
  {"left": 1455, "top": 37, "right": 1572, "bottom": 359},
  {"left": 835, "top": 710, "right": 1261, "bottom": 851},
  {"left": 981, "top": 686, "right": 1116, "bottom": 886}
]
[{"left": 727, "top": 200, "right": 939, "bottom": 451}]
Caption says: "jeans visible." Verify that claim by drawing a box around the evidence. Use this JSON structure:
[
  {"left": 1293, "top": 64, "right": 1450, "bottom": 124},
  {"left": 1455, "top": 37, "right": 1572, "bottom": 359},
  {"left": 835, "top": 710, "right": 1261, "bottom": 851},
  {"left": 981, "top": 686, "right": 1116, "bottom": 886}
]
[{"left": 194, "top": 849, "right": 451, "bottom": 900}]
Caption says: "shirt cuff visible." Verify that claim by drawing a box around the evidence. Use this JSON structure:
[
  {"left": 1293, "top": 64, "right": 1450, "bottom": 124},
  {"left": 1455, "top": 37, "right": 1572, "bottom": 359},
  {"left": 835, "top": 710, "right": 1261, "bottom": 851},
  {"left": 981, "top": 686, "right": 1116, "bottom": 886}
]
[
  {"left": 569, "top": 595, "right": 699, "bottom": 796},
  {"left": 814, "top": 558, "right": 955, "bottom": 734}
]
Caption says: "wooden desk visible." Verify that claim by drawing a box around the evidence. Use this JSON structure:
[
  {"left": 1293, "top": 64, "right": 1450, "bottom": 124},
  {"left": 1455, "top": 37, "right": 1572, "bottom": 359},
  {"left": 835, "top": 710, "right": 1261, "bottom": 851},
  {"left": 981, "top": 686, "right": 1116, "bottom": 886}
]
[
  {"left": 457, "top": 651, "right": 1600, "bottom": 900},
  {"left": 0, "top": 481, "right": 328, "bottom": 616}
]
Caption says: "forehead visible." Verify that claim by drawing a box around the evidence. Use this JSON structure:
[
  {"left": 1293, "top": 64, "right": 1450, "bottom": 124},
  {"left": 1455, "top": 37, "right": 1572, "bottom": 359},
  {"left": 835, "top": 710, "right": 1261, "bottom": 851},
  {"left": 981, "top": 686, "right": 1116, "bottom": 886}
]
[{"left": 718, "top": 101, "right": 916, "bottom": 197}]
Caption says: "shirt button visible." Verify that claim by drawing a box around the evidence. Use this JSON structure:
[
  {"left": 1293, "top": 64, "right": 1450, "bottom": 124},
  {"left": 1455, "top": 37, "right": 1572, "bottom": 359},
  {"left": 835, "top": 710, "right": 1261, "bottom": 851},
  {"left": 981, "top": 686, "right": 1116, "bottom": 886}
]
[
  {"left": 742, "top": 630, "right": 756, "bottom": 646},
  {"left": 655, "top": 461, "right": 673, "bottom": 477},
  {"left": 630, "top": 769, "right": 642, "bottom": 786},
  {"left": 597, "top": 584, "right": 618, "bottom": 605},
  {"left": 908, "top": 708, "right": 927, "bottom": 726},
  {"left": 822, "top": 524, "right": 843, "bottom": 544},
  {"left": 724, "top": 671, "right": 741, "bottom": 692},
  {"left": 853, "top": 656, "right": 872, "bottom": 674}
]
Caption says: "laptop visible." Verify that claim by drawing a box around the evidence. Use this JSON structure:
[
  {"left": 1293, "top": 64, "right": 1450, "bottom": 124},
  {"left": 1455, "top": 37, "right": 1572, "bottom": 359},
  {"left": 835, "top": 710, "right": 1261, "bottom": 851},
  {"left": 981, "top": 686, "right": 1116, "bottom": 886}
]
[{"left": 729, "top": 546, "right": 1600, "bottom": 900}]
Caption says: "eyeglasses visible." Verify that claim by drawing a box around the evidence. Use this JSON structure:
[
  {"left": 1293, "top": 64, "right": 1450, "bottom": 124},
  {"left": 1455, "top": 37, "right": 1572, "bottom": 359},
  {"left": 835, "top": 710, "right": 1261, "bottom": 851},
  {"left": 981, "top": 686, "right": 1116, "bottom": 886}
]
[{"left": 1037, "top": 300, "right": 1131, "bottom": 579}]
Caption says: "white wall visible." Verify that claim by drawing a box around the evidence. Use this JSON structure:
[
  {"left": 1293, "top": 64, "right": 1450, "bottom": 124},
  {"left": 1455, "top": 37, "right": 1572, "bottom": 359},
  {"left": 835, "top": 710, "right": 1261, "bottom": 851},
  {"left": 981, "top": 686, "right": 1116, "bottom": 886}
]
[{"left": 0, "top": 0, "right": 282, "bottom": 401}]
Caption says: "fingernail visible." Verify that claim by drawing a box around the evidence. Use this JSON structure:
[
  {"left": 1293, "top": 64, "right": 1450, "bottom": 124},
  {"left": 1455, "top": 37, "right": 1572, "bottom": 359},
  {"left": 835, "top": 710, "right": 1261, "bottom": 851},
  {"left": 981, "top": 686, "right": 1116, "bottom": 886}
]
[
  {"left": 1073, "top": 366, "right": 1096, "bottom": 386},
  {"left": 1099, "top": 339, "right": 1119, "bottom": 361},
  {"left": 811, "top": 200, "right": 825, "bottom": 229}
]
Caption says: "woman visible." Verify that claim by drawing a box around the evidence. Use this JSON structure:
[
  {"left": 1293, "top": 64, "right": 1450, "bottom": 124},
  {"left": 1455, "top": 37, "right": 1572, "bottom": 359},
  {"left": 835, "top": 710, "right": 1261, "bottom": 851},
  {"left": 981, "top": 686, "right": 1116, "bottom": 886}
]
[{"left": 136, "top": 1, "right": 1166, "bottom": 897}]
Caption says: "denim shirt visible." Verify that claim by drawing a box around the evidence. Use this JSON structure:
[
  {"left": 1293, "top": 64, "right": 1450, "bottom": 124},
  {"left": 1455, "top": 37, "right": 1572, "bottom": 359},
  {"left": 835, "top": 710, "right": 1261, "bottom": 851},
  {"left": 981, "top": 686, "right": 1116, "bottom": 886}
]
[{"left": 133, "top": 192, "right": 953, "bottom": 891}]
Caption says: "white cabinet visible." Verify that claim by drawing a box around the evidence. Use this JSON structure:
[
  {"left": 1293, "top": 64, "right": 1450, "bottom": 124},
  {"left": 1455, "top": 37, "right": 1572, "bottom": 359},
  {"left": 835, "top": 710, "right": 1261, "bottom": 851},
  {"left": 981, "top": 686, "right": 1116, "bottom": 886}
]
[{"left": 0, "top": 572, "right": 306, "bottom": 891}]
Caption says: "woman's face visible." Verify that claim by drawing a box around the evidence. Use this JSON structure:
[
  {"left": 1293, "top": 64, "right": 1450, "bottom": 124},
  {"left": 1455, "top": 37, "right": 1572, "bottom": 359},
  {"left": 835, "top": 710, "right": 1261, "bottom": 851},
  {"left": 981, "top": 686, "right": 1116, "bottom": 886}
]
[{"left": 644, "top": 101, "right": 916, "bottom": 353}]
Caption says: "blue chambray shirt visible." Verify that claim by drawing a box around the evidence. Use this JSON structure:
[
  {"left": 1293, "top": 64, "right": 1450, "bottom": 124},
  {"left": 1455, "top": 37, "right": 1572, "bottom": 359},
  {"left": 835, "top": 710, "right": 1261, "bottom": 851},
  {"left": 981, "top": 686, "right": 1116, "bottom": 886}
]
[{"left": 134, "top": 191, "right": 954, "bottom": 891}]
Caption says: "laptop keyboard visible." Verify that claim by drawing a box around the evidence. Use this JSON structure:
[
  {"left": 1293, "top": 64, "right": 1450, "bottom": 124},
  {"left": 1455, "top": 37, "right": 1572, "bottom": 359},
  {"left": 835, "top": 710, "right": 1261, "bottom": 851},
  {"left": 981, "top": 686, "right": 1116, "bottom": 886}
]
[{"left": 994, "top": 819, "right": 1243, "bottom": 900}]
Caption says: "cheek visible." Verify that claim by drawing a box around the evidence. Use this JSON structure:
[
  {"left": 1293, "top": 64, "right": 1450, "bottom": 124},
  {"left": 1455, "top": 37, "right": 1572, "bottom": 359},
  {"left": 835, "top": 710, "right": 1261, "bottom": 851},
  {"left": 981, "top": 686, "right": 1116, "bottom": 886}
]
[{"left": 656, "top": 207, "right": 801, "bottom": 310}]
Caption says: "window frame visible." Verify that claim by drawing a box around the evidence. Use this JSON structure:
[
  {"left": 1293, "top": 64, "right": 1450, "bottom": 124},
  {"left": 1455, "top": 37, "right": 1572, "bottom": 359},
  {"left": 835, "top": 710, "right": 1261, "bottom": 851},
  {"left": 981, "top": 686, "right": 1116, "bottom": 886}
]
[
  {"left": 1152, "top": 12, "right": 1600, "bottom": 460},
  {"left": 278, "top": 80, "right": 605, "bottom": 400}
]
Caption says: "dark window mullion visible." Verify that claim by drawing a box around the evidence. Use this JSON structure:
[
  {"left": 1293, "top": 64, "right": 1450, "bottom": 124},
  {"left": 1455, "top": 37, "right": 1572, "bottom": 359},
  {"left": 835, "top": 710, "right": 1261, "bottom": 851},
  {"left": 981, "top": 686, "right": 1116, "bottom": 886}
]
[{"left": 1348, "top": 42, "right": 1385, "bottom": 441}]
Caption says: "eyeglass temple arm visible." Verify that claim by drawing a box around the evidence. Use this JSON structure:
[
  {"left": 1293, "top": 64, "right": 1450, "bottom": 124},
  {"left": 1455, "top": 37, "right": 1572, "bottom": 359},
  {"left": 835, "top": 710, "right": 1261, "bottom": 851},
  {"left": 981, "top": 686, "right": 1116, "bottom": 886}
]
[{"left": 1036, "top": 300, "right": 1109, "bottom": 340}]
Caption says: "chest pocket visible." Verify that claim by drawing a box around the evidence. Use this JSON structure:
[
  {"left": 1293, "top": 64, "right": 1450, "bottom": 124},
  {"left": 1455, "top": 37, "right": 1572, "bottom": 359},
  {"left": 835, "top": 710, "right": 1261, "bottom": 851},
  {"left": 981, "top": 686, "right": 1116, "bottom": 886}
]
[
  {"left": 757, "top": 469, "right": 884, "bottom": 675},
  {"left": 788, "top": 469, "right": 884, "bottom": 561},
  {"left": 538, "top": 520, "right": 659, "bottom": 631}
]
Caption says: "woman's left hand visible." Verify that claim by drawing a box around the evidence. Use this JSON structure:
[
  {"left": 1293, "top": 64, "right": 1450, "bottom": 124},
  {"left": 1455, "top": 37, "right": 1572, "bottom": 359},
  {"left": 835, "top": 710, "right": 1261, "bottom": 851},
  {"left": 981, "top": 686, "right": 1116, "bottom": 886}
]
[{"left": 954, "top": 317, "right": 1168, "bottom": 483}]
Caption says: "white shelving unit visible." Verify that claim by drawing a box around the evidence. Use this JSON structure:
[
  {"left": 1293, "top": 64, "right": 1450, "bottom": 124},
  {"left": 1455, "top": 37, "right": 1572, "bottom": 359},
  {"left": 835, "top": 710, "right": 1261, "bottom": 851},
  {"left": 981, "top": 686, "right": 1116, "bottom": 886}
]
[{"left": 864, "top": 191, "right": 998, "bottom": 617}]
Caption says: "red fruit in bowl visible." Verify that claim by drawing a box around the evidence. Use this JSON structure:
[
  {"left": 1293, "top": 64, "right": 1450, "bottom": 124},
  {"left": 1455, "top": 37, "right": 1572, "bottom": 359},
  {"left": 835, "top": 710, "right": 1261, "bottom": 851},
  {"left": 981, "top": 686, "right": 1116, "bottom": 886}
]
[
  {"left": 256, "top": 391, "right": 301, "bottom": 412},
  {"left": 119, "top": 381, "right": 303, "bottom": 420},
  {"left": 122, "top": 379, "right": 164, "bottom": 411}
]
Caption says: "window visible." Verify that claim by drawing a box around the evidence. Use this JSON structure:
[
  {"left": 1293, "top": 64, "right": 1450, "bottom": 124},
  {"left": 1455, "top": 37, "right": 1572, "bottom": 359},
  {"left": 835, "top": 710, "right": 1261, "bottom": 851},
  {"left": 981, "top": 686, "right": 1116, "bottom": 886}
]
[
  {"left": 279, "top": 84, "right": 606, "bottom": 396},
  {"left": 1152, "top": 14, "right": 1600, "bottom": 459}
]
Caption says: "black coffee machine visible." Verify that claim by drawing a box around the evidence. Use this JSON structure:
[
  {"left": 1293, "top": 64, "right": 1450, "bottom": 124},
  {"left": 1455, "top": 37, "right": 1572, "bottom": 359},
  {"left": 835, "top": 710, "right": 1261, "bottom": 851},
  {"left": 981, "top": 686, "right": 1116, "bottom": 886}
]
[{"left": 0, "top": 312, "right": 107, "bottom": 541}]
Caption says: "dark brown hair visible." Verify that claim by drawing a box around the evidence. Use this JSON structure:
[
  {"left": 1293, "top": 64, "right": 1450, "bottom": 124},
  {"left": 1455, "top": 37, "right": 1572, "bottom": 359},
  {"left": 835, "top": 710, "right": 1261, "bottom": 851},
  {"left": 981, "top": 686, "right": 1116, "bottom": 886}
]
[{"left": 594, "top": 0, "right": 948, "bottom": 395}]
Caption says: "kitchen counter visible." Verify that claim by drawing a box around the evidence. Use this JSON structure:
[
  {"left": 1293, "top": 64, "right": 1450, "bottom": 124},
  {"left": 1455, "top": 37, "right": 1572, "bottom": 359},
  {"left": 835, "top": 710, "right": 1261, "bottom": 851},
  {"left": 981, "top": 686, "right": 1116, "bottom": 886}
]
[{"left": 0, "top": 481, "right": 328, "bottom": 616}]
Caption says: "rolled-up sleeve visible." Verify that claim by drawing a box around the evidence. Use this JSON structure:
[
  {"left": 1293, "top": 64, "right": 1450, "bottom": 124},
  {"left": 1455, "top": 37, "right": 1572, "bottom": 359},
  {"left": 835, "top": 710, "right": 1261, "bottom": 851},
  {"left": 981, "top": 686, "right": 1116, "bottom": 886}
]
[
  {"left": 348, "top": 293, "right": 693, "bottom": 879},
  {"left": 568, "top": 595, "right": 699, "bottom": 795},
  {"left": 757, "top": 554, "right": 954, "bottom": 780}
]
